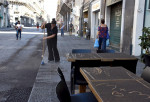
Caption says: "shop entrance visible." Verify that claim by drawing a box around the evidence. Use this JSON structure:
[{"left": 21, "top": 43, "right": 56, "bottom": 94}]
[
  {"left": 83, "top": 11, "right": 88, "bottom": 37},
  {"left": 110, "top": 2, "right": 122, "bottom": 48}
]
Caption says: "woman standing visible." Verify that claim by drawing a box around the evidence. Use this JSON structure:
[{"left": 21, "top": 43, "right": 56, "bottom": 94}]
[
  {"left": 36, "top": 22, "right": 39, "bottom": 30},
  {"left": 97, "top": 19, "right": 108, "bottom": 51},
  {"left": 60, "top": 24, "right": 65, "bottom": 36},
  {"left": 42, "top": 20, "right": 60, "bottom": 62}
]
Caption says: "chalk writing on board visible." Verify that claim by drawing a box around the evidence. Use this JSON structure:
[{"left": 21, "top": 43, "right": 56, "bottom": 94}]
[{"left": 112, "top": 91, "right": 124, "bottom": 97}]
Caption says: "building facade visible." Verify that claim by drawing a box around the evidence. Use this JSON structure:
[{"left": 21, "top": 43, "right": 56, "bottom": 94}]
[
  {"left": 105, "top": 0, "right": 136, "bottom": 55},
  {"left": 70, "top": 0, "right": 82, "bottom": 34},
  {"left": 57, "top": 0, "right": 72, "bottom": 31},
  {"left": 56, "top": 0, "right": 63, "bottom": 29},
  {"left": 0, "top": 0, "right": 9, "bottom": 28},
  {"left": 78, "top": 0, "right": 91, "bottom": 37},
  {"left": 56, "top": 0, "right": 149, "bottom": 56},
  {"left": 7, "top": 0, "right": 46, "bottom": 27}
]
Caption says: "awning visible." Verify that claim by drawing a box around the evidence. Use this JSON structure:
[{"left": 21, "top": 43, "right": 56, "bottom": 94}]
[
  {"left": 0, "top": 0, "right": 4, "bottom": 5},
  {"left": 59, "top": 3, "right": 72, "bottom": 15},
  {"left": 83, "top": 9, "right": 88, "bottom": 12},
  {"left": 57, "top": 20, "right": 64, "bottom": 23}
]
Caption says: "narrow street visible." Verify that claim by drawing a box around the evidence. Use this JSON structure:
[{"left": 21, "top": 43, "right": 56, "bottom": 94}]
[
  {"left": 0, "top": 0, "right": 149, "bottom": 101},
  {"left": 0, "top": 27, "right": 43, "bottom": 102}
]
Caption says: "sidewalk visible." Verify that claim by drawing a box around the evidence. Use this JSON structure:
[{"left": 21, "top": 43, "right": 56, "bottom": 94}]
[
  {"left": 0, "top": 27, "right": 15, "bottom": 31},
  {"left": 28, "top": 34, "right": 145, "bottom": 102}
]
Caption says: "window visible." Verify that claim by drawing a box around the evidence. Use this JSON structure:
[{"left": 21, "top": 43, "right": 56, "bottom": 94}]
[{"left": 16, "top": 5, "right": 18, "bottom": 10}]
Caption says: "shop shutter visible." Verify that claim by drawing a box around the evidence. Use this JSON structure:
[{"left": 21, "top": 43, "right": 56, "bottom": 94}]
[{"left": 110, "top": 2, "right": 122, "bottom": 48}]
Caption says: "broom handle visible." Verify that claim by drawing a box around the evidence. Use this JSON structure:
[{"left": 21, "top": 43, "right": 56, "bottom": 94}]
[{"left": 42, "top": 24, "right": 45, "bottom": 57}]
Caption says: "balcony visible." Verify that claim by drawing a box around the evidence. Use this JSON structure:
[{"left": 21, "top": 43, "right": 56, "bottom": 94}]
[
  {"left": 7, "top": 0, "right": 26, "bottom": 5},
  {"left": 0, "top": 0, "right": 4, "bottom": 5},
  {"left": 59, "top": 0, "right": 72, "bottom": 15},
  {"left": 3, "top": 1, "right": 9, "bottom": 7}
]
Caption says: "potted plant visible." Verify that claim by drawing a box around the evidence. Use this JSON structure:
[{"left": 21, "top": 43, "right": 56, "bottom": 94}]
[{"left": 139, "top": 27, "right": 150, "bottom": 67}]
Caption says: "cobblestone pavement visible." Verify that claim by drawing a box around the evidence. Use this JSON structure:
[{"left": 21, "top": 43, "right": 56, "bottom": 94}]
[
  {"left": 28, "top": 33, "right": 145, "bottom": 102},
  {"left": 0, "top": 27, "right": 43, "bottom": 102}
]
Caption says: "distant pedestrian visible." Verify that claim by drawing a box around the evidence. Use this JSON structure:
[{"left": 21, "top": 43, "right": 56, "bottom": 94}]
[
  {"left": 69, "top": 23, "right": 73, "bottom": 35},
  {"left": 16, "top": 21, "right": 22, "bottom": 40},
  {"left": 97, "top": 19, "right": 108, "bottom": 51},
  {"left": 52, "top": 18, "right": 56, "bottom": 22},
  {"left": 41, "top": 19, "right": 60, "bottom": 62},
  {"left": 60, "top": 24, "right": 65, "bottom": 36},
  {"left": 36, "top": 22, "right": 39, "bottom": 30}
]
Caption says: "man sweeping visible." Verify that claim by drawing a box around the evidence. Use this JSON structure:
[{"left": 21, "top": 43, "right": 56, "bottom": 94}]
[{"left": 41, "top": 19, "right": 60, "bottom": 62}]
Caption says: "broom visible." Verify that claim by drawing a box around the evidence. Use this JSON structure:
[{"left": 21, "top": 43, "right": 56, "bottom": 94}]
[{"left": 41, "top": 24, "right": 45, "bottom": 65}]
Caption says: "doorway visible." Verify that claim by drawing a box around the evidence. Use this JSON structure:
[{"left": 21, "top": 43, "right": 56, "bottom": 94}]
[{"left": 94, "top": 12, "right": 100, "bottom": 39}]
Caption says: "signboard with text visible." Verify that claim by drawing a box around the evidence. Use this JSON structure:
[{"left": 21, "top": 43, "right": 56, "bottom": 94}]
[
  {"left": 92, "top": 1, "right": 100, "bottom": 12},
  {"left": 106, "top": 0, "right": 122, "bottom": 6}
]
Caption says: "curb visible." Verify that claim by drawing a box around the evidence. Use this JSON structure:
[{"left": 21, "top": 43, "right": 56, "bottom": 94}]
[{"left": 0, "top": 28, "right": 15, "bottom": 31}]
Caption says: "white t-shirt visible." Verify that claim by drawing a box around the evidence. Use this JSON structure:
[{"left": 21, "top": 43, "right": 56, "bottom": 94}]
[
  {"left": 61, "top": 25, "right": 65, "bottom": 29},
  {"left": 17, "top": 24, "right": 22, "bottom": 29}
]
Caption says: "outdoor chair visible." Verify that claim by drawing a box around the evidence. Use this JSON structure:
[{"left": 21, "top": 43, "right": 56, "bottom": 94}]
[
  {"left": 57, "top": 67, "right": 65, "bottom": 81},
  {"left": 141, "top": 66, "right": 150, "bottom": 83},
  {"left": 71, "top": 49, "right": 91, "bottom": 94},
  {"left": 56, "top": 68, "right": 98, "bottom": 102}
]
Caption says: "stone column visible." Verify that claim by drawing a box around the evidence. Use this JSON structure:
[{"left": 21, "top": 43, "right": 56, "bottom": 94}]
[{"left": 100, "top": 0, "right": 106, "bottom": 19}]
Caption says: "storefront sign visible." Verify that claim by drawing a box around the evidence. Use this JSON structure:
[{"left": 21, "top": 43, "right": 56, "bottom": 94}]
[
  {"left": 83, "top": 8, "right": 88, "bottom": 12},
  {"left": 92, "top": 1, "right": 100, "bottom": 12},
  {"left": 84, "top": 18, "right": 88, "bottom": 22},
  {"left": 106, "top": 0, "right": 122, "bottom": 6}
]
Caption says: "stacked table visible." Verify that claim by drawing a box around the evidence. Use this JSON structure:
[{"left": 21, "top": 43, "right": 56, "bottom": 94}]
[
  {"left": 66, "top": 53, "right": 138, "bottom": 94},
  {"left": 80, "top": 67, "right": 150, "bottom": 102}
]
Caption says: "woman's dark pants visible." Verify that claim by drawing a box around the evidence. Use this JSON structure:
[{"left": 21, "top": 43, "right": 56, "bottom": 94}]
[
  {"left": 98, "top": 37, "right": 107, "bottom": 51},
  {"left": 47, "top": 39, "right": 60, "bottom": 61},
  {"left": 17, "top": 30, "right": 21, "bottom": 39}
]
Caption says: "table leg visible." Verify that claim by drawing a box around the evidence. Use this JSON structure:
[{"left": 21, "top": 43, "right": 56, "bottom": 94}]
[
  {"left": 79, "top": 85, "right": 86, "bottom": 93},
  {"left": 71, "top": 62, "right": 76, "bottom": 94}
]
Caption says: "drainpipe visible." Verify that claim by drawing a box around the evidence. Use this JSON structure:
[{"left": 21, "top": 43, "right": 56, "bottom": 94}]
[
  {"left": 79, "top": 0, "right": 85, "bottom": 37},
  {"left": 141, "top": 0, "right": 147, "bottom": 55},
  {"left": 103, "top": 0, "right": 106, "bottom": 19}
]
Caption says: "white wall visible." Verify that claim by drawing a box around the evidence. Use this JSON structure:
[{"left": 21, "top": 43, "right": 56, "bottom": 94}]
[
  {"left": 90, "top": 0, "right": 101, "bottom": 40},
  {"left": 105, "top": 6, "right": 111, "bottom": 31},
  {"left": 132, "top": 0, "right": 145, "bottom": 56},
  {"left": 91, "top": 11, "right": 95, "bottom": 39}
]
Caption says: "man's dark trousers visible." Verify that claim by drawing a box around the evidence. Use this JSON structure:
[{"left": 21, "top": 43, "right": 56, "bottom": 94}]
[{"left": 47, "top": 39, "right": 60, "bottom": 61}]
